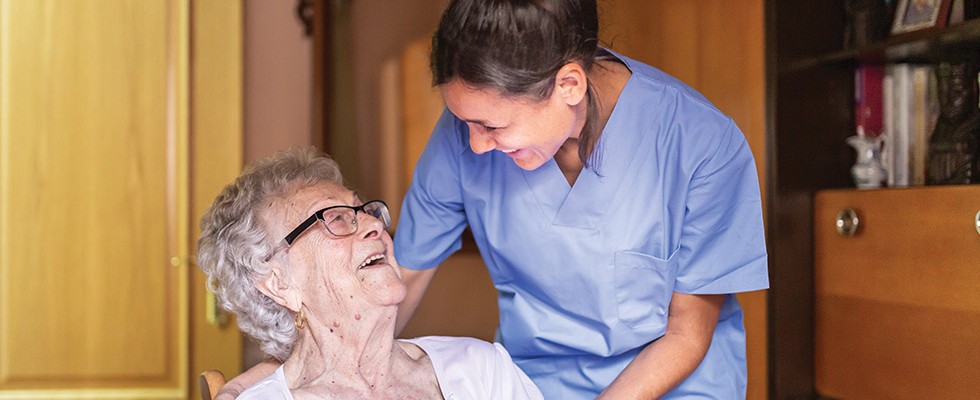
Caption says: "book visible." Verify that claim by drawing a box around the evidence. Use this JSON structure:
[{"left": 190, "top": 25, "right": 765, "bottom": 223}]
[
  {"left": 883, "top": 73, "right": 895, "bottom": 185},
  {"left": 909, "top": 65, "right": 939, "bottom": 186},
  {"left": 885, "top": 63, "right": 912, "bottom": 187},
  {"left": 882, "top": 63, "right": 939, "bottom": 187},
  {"left": 855, "top": 65, "right": 884, "bottom": 137}
]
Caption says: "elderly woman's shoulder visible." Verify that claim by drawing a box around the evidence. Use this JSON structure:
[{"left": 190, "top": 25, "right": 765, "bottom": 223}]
[
  {"left": 401, "top": 336, "right": 512, "bottom": 367},
  {"left": 402, "top": 335, "right": 496, "bottom": 353},
  {"left": 402, "top": 336, "right": 543, "bottom": 399}
]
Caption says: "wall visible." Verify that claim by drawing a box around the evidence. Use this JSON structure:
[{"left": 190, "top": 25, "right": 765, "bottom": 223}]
[
  {"left": 347, "top": 0, "right": 447, "bottom": 198},
  {"left": 244, "top": 0, "right": 313, "bottom": 163},
  {"left": 240, "top": 0, "right": 313, "bottom": 368}
]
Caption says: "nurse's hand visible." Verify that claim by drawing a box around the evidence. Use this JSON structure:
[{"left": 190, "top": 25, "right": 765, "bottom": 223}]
[
  {"left": 596, "top": 292, "right": 724, "bottom": 399},
  {"left": 214, "top": 359, "right": 280, "bottom": 399}
]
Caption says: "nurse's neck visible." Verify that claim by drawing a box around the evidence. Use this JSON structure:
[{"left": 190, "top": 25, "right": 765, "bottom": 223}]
[
  {"left": 555, "top": 59, "right": 631, "bottom": 186},
  {"left": 555, "top": 139, "right": 583, "bottom": 186}
]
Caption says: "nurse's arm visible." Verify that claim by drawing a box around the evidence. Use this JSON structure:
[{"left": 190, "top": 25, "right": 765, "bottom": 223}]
[
  {"left": 395, "top": 265, "right": 439, "bottom": 335},
  {"left": 213, "top": 359, "right": 280, "bottom": 399},
  {"left": 596, "top": 293, "right": 724, "bottom": 399}
]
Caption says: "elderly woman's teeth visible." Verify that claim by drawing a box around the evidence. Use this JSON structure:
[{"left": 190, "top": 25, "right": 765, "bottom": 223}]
[{"left": 359, "top": 254, "right": 386, "bottom": 269}]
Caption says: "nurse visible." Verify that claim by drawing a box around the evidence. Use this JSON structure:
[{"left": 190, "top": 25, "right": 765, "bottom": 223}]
[{"left": 394, "top": 0, "right": 769, "bottom": 398}]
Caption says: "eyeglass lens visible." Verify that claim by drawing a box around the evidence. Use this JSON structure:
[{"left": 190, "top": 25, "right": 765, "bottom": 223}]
[{"left": 321, "top": 201, "right": 390, "bottom": 236}]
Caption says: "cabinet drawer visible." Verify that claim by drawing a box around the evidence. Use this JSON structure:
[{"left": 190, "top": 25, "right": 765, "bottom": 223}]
[{"left": 814, "top": 186, "right": 980, "bottom": 400}]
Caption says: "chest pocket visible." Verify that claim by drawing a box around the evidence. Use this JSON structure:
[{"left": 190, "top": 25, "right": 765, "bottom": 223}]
[{"left": 613, "top": 250, "right": 678, "bottom": 329}]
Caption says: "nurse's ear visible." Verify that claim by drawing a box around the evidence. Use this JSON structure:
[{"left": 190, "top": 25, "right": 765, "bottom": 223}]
[{"left": 554, "top": 62, "right": 588, "bottom": 107}]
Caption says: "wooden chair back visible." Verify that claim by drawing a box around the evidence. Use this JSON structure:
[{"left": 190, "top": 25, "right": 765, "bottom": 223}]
[{"left": 198, "top": 369, "right": 226, "bottom": 400}]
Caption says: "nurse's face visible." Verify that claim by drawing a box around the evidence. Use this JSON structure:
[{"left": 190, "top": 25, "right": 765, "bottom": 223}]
[{"left": 440, "top": 66, "right": 588, "bottom": 171}]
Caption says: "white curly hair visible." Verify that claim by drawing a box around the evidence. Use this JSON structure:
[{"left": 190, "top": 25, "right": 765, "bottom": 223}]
[{"left": 196, "top": 146, "right": 344, "bottom": 361}]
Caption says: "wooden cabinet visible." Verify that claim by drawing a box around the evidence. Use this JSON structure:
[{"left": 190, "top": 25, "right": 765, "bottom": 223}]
[
  {"left": 814, "top": 186, "right": 980, "bottom": 399},
  {"left": 768, "top": 3, "right": 980, "bottom": 398}
]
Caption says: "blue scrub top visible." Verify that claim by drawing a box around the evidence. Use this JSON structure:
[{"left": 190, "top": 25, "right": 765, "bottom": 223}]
[{"left": 394, "top": 50, "right": 769, "bottom": 399}]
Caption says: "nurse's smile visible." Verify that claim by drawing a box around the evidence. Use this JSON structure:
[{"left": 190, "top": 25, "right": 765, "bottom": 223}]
[{"left": 499, "top": 148, "right": 524, "bottom": 159}]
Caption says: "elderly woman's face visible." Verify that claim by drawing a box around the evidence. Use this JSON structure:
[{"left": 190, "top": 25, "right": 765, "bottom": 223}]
[{"left": 263, "top": 181, "right": 406, "bottom": 313}]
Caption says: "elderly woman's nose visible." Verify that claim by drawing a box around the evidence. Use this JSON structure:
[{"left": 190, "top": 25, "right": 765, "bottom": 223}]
[{"left": 357, "top": 211, "right": 384, "bottom": 239}]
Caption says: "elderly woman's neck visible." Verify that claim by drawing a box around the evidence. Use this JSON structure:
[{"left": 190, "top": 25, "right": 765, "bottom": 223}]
[{"left": 281, "top": 306, "right": 414, "bottom": 393}]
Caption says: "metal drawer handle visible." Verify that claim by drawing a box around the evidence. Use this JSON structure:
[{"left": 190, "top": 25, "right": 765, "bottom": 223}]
[{"left": 836, "top": 208, "right": 860, "bottom": 237}]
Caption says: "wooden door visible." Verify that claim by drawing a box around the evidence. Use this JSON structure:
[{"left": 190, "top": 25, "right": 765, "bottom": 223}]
[
  {"left": 0, "top": 1, "right": 242, "bottom": 399},
  {"left": 814, "top": 186, "right": 980, "bottom": 399}
]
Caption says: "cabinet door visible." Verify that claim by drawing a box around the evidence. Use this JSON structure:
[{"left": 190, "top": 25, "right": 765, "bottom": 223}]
[
  {"left": 814, "top": 186, "right": 980, "bottom": 399},
  {"left": 0, "top": 1, "right": 242, "bottom": 398}
]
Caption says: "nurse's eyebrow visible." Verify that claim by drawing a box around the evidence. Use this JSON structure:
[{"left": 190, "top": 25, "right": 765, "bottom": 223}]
[{"left": 461, "top": 118, "right": 497, "bottom": 126}]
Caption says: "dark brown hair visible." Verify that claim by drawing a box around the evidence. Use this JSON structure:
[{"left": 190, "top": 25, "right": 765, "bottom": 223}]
[{"left": 431, "top": 0, "right": 603, "bottom": 167}]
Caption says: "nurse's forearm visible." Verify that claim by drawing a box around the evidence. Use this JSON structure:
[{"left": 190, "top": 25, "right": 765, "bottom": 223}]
[
  {"left": 596, "top": 293, "right": 724, "bottom": 399},
  {"left": 599, "top": 331, "right": 706, "bottom": 398},
  {"left": 395, "top": 266, "right": 438, "bottom": 335}
]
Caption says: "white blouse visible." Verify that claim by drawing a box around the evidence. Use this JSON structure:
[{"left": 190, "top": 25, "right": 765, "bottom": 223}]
[{"left": 237, "top": 336, "right": 543, "bottom": 400}]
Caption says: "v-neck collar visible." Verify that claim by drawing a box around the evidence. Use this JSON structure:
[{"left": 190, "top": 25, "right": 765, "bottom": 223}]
[{"left": 521, "top": 50, "right": 649, "bottom": 230}]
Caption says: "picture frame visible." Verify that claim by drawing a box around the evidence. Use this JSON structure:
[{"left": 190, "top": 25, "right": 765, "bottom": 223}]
[
  {"left": 891, "top": 0, "right": 952, "bottom": 34},
  {"left": 948, "top": 0, "right": 980, "bottom": 24}
]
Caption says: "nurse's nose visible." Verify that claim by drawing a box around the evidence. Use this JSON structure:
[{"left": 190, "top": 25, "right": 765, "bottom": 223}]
[{"left": 469, "top": 129, "right": 497, "bottom": 154}]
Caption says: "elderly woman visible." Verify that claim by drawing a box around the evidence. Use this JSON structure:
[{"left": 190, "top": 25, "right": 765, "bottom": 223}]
[{"left": 197, "top": 147, "right": 542, "bottom": 399}]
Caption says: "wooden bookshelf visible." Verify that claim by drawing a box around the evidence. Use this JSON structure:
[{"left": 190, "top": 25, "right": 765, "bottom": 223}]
[
  {"left": 767, "top": 2, "right": 980, "bottom": 399},
  {"left": 782, "top": 18, "right": 980, "bottom": 74}
]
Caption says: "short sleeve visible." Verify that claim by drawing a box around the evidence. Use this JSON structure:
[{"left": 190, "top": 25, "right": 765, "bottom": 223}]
[
  {"left": 405, "top": 336, "right": 544, "bottom": 400},
  {"left": 674, "top": 119, "right": 769, "bottom": 294},
  {"left": 394, "top": 109, "right": 470, "bottom": 271}
]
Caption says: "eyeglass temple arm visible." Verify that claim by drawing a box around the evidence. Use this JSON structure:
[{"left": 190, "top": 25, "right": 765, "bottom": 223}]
[{"left": 263, "top": 239, "right": 290, "bottom": 263}]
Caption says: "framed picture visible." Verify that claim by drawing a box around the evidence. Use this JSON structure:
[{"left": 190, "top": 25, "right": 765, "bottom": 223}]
[{"left": 891, "top": 0, "right": 952, "bottom": 34}]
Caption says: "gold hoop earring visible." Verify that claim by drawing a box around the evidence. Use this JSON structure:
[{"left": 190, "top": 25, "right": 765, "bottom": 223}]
[{"left": 294, "top": 307, "right": 306, "bottom": 330}]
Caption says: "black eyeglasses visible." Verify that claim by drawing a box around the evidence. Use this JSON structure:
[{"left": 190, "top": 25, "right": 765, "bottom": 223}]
[{"left": 264, "top": 200, "right": 390, "bottom": 261}]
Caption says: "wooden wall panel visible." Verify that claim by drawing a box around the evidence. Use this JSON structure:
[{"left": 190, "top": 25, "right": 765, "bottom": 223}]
[
  {"left": 377, "top": 37, "right": 445, "bottom": 230},
  {"left": 399, "top": 39, "right": 444, "bottom": 197}
]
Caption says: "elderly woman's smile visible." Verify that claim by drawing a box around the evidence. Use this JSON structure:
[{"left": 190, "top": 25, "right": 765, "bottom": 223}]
[{"left": 359, "top": 254, "right": 388, "bottom": 269}]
